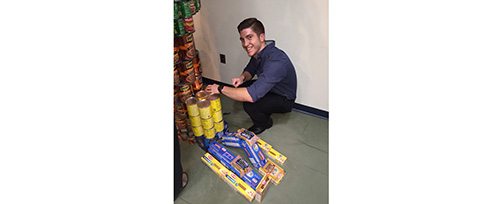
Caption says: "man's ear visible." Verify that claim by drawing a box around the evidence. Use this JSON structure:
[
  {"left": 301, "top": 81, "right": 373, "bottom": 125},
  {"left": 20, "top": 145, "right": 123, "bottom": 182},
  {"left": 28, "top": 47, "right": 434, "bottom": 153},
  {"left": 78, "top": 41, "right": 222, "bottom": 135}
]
[{"left": 259, "top": 33, "right": 265, "bottom": 43}]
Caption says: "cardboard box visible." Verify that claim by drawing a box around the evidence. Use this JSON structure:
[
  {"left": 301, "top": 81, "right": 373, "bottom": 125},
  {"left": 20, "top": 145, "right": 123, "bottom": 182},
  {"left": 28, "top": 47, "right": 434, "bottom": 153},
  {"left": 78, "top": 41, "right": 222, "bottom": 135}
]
[
  {"left": 208, "top": 141, "right": 263, "bottom": 189},
  {"left": 256, "top": 139, "right": 287, "bottom": 165},
  {"left": 240, "top": 140, "right": 266, "bottom": 169},
  {"left": 259, "top": 160, "right": 286, "bottom": 185},
  {"left": 267, "top": 148, "right": 287, "bottom": 165},
  {"left": 201, "top": 153, "right": 256, "bottom": 202},
  {"left": 256, "top": 139, "right": 273, "bottom": 152},
  {"left": 220, "top": 135, "right": 242, "bottom": 148},
  {"left": 255, "top": 175, "right": 272, "bottom": 202}
]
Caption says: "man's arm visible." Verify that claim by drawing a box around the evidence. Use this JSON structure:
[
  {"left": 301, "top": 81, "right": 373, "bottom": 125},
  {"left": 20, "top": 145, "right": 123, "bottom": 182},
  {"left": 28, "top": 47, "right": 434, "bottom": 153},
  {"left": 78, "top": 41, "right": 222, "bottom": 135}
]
[
  {"left": 232, "top": 71, "right": 253, "bottom": 87},
  {"left": 206, "top": 84, "right": 254, "bottom": 102}
]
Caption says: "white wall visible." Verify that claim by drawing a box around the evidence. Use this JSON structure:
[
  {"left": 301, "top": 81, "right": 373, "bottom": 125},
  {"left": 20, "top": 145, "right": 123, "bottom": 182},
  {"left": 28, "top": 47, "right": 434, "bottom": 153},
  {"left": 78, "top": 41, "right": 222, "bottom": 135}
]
[{"left": 193, "top": 0, "right": 328, "bottom": 111}]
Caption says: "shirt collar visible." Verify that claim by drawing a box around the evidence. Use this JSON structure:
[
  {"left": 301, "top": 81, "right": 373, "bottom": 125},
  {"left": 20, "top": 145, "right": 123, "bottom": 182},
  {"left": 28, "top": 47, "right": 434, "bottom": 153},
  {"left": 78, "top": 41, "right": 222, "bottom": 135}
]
[{"left": 254, "top": 40, "right": 275, "bottom": 60}]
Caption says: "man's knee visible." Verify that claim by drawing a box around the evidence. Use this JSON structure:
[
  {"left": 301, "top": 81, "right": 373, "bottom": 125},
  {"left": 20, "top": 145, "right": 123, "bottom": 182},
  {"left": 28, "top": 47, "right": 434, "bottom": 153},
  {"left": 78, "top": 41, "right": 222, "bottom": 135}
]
[{"left": 243, "top": 101, "right": 252, "bottom": 113}]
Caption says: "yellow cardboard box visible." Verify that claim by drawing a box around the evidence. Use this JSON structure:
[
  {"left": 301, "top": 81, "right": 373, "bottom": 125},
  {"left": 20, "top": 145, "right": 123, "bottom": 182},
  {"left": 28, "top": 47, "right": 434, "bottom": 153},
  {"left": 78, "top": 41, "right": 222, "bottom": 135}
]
[
  {"left": 259, "top": 160, "right": 286, "bottom": 185},
  {"left": 254, "top": 175, "right": 272, "bottom": 202},
  {"left": 201, "top": 152, "right": 256, "bottom": 202},
  {"left": 256, "top": 139, "right": 287, "bottom": 165}
]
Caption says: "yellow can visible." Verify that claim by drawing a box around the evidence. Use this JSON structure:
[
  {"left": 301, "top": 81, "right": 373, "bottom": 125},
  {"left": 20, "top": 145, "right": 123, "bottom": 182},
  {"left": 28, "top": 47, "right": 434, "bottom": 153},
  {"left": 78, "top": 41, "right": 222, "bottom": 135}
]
[
  {"left": 191, "top": 125, "right": 204, "bottom": 137},
  {"left": 212, "top": 109, "right": 223, "bottom": 122},
  {"left": 201, "top": 117, "right": 214, "bottom": 129},
  {"left": 214, "top": 120, "right": 224, "bottom": 132},
  {"left": 204, "top": 127, "right": 216, "bottom": 139},
  {"left": 197, "top": 99, "right": 212, "bottom": 119},
  {"left": 195, "top": 90, "right": 209, "bottom": 101},
  {"left": 209, "top": 93, "right": 222, "bottom": 113},
  {"left": 185, "top": 97, "right": 199, "bottom": 116},
  {"left": 188, "top": 115, "right": 202, "bottom": 127}
]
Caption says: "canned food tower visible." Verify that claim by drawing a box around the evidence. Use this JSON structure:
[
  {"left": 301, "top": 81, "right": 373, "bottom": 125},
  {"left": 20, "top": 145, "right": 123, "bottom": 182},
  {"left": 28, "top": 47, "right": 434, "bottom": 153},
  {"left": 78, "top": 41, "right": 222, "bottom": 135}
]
[
  {"left": 197, "top": 98, "right": 215, "bottom": 139},
  {"left": 174, "top": 0, "right": 202, "bottom": 142},
  {"left": 209, "top": 93, "right": 224, "bottom": 132},
  {"left": 185, "top": 97, "right": 203, "bottom": 137},
  {"left": 184, "top": 90, "right": 225, "bottom": 140},
  {"left": 175, "top": 95, "right": 193, "bottom": 141}
]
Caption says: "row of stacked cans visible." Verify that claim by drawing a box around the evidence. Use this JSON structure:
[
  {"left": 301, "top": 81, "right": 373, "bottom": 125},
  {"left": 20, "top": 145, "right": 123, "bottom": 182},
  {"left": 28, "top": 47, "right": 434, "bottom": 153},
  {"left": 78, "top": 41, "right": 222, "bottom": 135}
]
[
  {"left": 174, "top": 33, "right": 203, "bottom": 90},
  {"left": 184, "top": 90, "right": 224, "bottom": 139},
  {"left": 174, "top": 43, "right": 202, "bottom": 142},
  {"left": 174, "top": 33, "right": 203, "bottom": 141},
  {"left": 174, "top": 0, "right": 201, "bottom": 37},
  {"left": 173, "top": 0, "right": 202, "bottom": 142},
  {"left": 174, "top": 92, "right": 194, "bottom": 142},
  {"left": 174, "top": 89, "right": 223, "bottom": 142},
  {"left": 174, "top": 81, "right": 199, "bottom": 142}
]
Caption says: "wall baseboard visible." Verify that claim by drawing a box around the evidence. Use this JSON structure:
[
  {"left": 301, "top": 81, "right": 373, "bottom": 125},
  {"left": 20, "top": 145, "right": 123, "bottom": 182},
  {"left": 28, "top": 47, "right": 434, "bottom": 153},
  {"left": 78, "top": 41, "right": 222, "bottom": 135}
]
[{"left": 202, "top": 77, "right": 328, "bottom": 119}]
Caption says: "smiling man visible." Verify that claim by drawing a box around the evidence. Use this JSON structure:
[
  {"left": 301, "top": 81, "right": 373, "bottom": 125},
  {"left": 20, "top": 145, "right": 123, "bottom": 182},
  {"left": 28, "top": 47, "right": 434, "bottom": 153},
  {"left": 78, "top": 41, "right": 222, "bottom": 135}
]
[{"left": 206, "top": 18, "right": 297, "bottom": 135}]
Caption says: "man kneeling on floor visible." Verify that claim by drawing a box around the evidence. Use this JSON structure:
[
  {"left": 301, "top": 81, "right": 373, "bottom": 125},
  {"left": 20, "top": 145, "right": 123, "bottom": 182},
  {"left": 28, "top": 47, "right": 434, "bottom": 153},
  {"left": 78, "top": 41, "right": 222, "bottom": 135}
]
[{"left": 206, "top": 17, "right": 297, "bottom": 134}]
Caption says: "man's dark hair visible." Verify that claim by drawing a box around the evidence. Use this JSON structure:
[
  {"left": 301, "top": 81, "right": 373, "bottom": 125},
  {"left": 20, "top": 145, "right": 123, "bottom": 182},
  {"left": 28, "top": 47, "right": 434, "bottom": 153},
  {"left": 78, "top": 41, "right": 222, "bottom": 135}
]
[{"left": 237, "top": 18, "right": 265, "bottom": 35}]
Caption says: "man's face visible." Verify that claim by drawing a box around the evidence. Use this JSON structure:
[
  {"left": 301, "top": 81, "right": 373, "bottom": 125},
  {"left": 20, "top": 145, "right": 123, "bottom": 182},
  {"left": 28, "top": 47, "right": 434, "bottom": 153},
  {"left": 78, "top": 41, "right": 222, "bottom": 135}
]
[{"left": 239, "top": 28, "right": 265, "bottom": 57}]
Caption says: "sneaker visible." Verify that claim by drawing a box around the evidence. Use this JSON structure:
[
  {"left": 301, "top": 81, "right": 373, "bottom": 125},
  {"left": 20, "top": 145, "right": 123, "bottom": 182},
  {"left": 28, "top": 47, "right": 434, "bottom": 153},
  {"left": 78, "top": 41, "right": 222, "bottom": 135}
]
[{"left": 248, "top": 125, "right": 267, "bottom": 134}]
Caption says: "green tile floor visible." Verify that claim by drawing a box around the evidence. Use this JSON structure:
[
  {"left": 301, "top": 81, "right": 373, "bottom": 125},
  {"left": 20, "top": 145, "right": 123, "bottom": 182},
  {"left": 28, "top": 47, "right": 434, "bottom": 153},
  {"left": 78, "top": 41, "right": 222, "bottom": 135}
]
[{"left": 176, "top": 97, "right": 329, "bottom": 204}]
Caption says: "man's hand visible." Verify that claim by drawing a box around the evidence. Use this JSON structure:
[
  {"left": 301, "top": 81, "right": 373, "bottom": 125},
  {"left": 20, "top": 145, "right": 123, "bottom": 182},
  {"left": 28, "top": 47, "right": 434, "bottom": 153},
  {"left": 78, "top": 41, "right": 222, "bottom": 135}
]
[
  {"left": 206, "top": 83, "right": 253, "bottom": 102},
  {"left": 205, "top": 84, "right": 220, "bottom": 94},
  {"left": 232, "top": 75, "right": 245, "bottom": 87}
]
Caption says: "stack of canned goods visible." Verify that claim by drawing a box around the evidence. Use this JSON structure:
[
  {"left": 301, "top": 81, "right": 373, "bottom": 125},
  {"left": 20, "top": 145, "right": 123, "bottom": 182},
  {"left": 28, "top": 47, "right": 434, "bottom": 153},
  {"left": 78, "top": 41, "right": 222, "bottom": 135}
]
[
  {"left": 209, "top": 93, "right": 224, "bottom": 132},
  {"left": 174, "top": 83, "right": 195, "bottom": 142},
  {"left": 185, "top": 97, "right": 204, "bottom": 137},
  {"left": 174, "top": 0, "right": 201, "bottom": 37},
  {"left": 176, "top": 83, "right": 193, "bottom": 103},
  {"left": 184, "top": 90, "right": 224, "bottom": 139},
  {"left": 174, "top": 0, "right": 203, "bottom": 142},
  {"left": 192, "top": 50, "right": 203, "bottom": 91},
  {"left": 175, "top": 33, "right": 202, "bottom": 91},
  {"left": 175, "top": 96, "right": 194, "bottom": 141},
  {"left": 198, "top": 98, "right": 215, "bottom": 139}
]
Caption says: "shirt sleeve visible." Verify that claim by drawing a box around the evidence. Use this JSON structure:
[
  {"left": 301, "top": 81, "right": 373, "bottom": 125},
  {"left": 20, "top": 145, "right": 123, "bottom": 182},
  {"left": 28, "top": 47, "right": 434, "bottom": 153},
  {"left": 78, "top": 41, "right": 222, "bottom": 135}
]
[
  {"left": 246, "top": 58, "right": 287, "bottom": 102},
  {"left": 243, "top": 58, "right": 258, "bottom": 77}
]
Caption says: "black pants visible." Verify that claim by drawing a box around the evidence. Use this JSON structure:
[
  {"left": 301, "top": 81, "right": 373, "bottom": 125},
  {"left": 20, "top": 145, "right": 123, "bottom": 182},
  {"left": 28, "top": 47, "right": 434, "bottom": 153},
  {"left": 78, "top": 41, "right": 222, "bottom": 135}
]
[
  {"left": 243, "top": 92, "right": 294, "bottom": 127},
  {"left": 174, "top": 124, "right": 183, "bottom": 200}
]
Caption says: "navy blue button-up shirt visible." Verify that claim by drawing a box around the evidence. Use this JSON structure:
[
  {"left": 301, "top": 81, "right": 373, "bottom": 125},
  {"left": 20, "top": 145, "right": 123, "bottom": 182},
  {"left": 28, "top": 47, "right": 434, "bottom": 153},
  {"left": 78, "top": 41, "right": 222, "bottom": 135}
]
[{"left": 244, "top": 41, "right": 297, "bottom": 102}]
